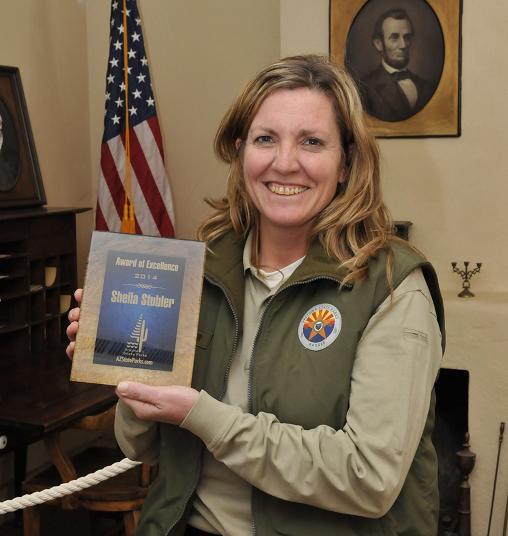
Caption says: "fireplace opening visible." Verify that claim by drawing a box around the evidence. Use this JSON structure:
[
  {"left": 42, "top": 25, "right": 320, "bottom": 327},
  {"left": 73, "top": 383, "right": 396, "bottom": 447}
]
[{"left": 433, "top": 368, "right": 470, "bottom": 535}]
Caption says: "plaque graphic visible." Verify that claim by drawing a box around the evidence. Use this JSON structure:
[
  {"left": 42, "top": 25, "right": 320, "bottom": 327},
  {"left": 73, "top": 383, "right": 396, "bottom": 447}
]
[{"left": 71, "top": 232, "right": 205, "bottom": 386}]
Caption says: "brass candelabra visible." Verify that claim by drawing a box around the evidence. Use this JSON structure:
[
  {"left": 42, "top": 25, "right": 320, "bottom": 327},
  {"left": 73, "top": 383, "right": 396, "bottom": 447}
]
[{"left": 451, "top": 262, "right": 482, "bottom": 298}]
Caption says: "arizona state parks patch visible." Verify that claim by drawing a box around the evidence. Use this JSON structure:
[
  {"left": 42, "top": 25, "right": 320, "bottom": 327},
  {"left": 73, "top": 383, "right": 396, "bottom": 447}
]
[{"left": 298, "top": 303, "right": 342, "bottom": 351}]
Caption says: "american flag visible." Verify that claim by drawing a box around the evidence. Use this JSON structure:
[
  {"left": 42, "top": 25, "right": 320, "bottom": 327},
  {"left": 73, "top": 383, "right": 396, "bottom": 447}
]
[{"left": 96, "top": 0, "right": 175, "bottom": 237}]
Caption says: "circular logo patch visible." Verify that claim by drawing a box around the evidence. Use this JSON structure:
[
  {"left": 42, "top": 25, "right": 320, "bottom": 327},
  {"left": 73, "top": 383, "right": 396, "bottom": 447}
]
[{"left": 298, "top": 303, "right": 341, "bottom": 351}]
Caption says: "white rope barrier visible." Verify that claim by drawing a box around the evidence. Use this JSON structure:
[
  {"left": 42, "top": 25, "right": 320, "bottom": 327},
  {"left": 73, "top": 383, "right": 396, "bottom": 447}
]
[{"left": 0, "top": 457, "right": 142, "bottom": 515}]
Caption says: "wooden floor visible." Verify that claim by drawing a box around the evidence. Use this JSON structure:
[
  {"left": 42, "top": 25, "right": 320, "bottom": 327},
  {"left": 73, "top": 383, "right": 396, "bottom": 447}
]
[{"left": 2, "top": 505, "right": 124, "bottom": 536}]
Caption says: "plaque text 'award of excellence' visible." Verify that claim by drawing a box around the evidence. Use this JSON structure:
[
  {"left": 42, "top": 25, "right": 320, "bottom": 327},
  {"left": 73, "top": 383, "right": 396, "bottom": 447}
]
[{"left": 71, "top": 231, "right": 206, "bottom": 387}]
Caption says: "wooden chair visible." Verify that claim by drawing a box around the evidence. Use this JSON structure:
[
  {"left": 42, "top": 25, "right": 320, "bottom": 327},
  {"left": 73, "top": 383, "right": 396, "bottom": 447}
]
[{"left": 22, "top": 405, "right": 155, "bottom": 536}]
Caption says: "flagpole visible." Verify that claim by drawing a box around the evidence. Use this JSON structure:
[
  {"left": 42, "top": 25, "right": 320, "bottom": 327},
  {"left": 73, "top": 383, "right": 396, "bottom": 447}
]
[{"left": 121, "top": 0, "right": 135, "bottom": 233}]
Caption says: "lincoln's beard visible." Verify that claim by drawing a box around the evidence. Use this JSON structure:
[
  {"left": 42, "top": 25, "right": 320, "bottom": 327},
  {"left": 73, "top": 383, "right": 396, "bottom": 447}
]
[{"left": 383, "top": 50, "right": 410, "bottom": 70}]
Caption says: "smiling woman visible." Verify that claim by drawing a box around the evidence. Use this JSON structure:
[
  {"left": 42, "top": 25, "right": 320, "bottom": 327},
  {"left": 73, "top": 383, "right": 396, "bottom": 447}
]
[
  {"left": 200, "top": 55, "right": 390, "bottom": 280},
  {"left": 68, "top": 55, "right": 445, "bottom": 536},
  {"left": 240, "top": 87, "right": 344, "bottom": 265}
]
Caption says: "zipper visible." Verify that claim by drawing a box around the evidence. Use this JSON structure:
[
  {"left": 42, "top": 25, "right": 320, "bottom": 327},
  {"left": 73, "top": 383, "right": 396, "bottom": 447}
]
[
  {"left": 164, "top": 456, "right": 203, "bottom": 536},
  {"left": 247, "top": 275, "right": 347, "bottom": 412},
  {"left": 165, "top": 274, "right": 241, "bottom": 536},
  {"left": 204, "top": 274, "right": 241, "bottom": 401},
  {"left": 247, "top": 275, "right": 347, "bottom": 535}
]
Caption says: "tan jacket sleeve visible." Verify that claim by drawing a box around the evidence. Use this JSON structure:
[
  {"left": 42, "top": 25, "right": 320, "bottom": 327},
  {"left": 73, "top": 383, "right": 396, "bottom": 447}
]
[
  {"left": 114, "top": 399, "right": 160, "bottom": 464},
  {"left": 181, "top": 268, "right": 442, "bottom": 518}
]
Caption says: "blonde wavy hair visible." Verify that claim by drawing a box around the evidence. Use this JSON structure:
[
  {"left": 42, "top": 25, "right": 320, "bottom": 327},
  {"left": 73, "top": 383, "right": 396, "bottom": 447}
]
[{"left": 197, "top": 54, "right": 401, "bottom": 284}]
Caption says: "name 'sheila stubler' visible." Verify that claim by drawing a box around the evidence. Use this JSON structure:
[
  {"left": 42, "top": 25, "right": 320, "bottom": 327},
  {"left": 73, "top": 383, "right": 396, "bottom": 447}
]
[{"left": 110, "top": 255, "right": 179, "bottom": 309}]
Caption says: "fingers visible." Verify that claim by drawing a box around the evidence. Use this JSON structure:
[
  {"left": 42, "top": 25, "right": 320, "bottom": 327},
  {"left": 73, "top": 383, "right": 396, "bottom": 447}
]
[
  {"left": 74, "top": 288, "right": 83, "bottom": 304},
  {"left": 65, "top": 289, "right": 82, "bottom": 361},
  {"left": 116, "top": 382, "right": 160, "bottom": 421},
  {"left": 116, "top": 382, "right": 199, "bottom": 425},
  {"left": 66, "top": 341, "right": 75, "bottom": 360},
  {"left": 117, "top": 381, "right": 158, "bottom": 405},
  {"left": 68, "top": 307, "right": 80, "bottom": 323},
  {"left": 66, "top": 320, "right": 79, "bottom": 342}
]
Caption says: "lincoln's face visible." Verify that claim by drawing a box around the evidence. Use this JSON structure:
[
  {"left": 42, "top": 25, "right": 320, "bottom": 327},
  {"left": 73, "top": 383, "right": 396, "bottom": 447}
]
[{"left": 374, "top": 17, "right": 413, "bottom": 69}]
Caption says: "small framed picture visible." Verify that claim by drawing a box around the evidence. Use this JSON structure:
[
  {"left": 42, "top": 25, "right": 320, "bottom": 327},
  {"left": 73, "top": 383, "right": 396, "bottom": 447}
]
[
  {"left": 0, "top": 66, "right": 45, "bottom": 207},
  {"left": 330, "top": 0, "right": 462, "bottom": 137}
]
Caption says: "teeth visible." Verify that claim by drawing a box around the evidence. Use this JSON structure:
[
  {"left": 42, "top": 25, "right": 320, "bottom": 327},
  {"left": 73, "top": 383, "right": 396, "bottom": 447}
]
[{"left": 268, "top": 183, "right": 307, "bottom": 196}]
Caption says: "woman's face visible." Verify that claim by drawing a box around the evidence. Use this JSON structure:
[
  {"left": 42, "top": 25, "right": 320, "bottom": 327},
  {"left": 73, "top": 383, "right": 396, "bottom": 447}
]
[{"left": 241, "top": 87, "right": 344, "bottom": 240}]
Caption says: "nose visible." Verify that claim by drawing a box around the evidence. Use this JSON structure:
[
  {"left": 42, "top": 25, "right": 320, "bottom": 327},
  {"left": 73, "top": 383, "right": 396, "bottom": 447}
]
[
  {"left": 272, "top": 142, "right": 299, "bottom": 175},
  {"left": 395, "top": 37, "right": 405, "bottom": 49}
]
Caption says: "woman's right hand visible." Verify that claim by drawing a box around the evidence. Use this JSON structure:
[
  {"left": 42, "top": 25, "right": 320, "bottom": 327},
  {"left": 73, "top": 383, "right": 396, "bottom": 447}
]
[{"left": 66, "top": 288, "right": 83, "bottom": 360}]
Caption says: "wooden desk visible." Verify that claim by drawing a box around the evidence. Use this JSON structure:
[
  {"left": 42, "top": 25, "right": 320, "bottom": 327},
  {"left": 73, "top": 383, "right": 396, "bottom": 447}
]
[{"left": 0, "top": 349, "right": 116, "bottom": 498}]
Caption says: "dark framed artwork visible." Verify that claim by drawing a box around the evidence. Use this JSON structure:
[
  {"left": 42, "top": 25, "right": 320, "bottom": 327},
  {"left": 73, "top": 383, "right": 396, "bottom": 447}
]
[
  {"left": 330, "top": 0, "right": 462, "bottom": 137},
  {"left": 0, "top": 66, "right": 45, "bottom": 207}
]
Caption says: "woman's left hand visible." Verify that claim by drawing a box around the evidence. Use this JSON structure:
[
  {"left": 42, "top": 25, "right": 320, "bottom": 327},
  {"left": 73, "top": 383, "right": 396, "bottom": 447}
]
[{"left": 116, "top": 381, "right": 199, "bottom": 425}]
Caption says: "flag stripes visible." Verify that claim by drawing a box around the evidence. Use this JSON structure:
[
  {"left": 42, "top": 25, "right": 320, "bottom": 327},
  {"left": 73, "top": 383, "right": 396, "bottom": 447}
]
[{"left": 96, "top": 0, "right": 175, "bottom": 238}]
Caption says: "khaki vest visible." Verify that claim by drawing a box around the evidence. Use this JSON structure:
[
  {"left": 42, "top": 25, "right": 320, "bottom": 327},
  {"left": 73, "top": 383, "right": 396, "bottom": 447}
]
[{"left": 136, "top": 232, "right": 445, "bottom": 536}]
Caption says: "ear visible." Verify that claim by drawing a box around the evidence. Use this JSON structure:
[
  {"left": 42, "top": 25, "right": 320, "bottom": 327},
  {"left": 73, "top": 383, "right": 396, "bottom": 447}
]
[
  {"left": 373, "top": 38, "right": 383, "bottom": 54},
  {"left": 235, "top": 138, "right": 242, "bottom": 150}
]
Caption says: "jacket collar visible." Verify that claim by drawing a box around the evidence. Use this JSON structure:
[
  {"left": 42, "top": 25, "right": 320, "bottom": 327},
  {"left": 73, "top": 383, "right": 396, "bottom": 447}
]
[{"left": 205, "top": 230, "right": 351, "bottom": 319}]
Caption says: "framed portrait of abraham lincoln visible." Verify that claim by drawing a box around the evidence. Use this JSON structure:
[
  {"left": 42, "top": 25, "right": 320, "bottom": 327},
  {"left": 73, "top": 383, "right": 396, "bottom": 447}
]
[
  {"left": 330, "top": 0, "right": 462, "bottom": 137},
  {"left": 0, "top": 66, "right": 45, "bottom": 207}
]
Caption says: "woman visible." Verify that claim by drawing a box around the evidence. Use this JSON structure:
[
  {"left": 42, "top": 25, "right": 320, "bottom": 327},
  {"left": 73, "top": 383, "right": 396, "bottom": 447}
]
[{"left": 67, "top": 55, "right": 444, "bottom": 536}]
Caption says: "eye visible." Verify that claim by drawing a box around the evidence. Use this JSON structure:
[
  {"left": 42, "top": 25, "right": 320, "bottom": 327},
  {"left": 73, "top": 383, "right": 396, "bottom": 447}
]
[
  {"left": 253, "top": 135, "right": 274, "bottom": 144},
  {"left": 303, "top": 137, "right": 323, "bottom": 147}
]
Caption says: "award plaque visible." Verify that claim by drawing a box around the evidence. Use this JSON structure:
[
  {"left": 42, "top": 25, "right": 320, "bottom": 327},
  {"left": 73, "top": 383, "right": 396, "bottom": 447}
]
[{"left": 71, "top": 231, "right": 205, "bottom": 386}]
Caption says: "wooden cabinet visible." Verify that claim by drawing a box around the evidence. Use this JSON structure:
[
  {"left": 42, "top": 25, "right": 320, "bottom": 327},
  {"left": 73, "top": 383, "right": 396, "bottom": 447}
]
[{"left": 0, "top": 207, "right": 89, "bottom": 355}]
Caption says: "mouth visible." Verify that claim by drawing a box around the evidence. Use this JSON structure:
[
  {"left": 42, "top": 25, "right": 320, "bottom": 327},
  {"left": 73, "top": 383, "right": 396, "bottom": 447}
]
[{"left": 266, "top": 182, "right": 309, "bottom": 196}]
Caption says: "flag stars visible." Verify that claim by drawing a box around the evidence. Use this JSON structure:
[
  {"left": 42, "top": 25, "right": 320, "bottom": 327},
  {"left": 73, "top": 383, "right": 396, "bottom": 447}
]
[
  {"left": 107, "top": 74, "right": 115, "bottom": 84},
  {"left": 118, "top": 24, "right": 124, "bottom": 34},
  {"left": 112, "top": 1, "right": 118, "bottom": 9},
  {"left": 128, "top": 49, "right": 136, "bottom": 59},
  {"left": 132, "top": 89, "right": 142, "bottom": 99},
  {"left": 110, "top": 57, "right": 119, "bottom": 68},
  {"left": 129, "top": 106, "right": 138, "bottom": 116},
  {"left": 132, "top": 32, "right": 141, "bottom": 42},
  {"left": 112, "top": 114, "right": 121, "bottom": 125},
  {"left": 123, "top": 8, "right": 131, "bottom": 17},
  {"left": 146, "top": 96, "right": 155, "bottom": 107},
  {"left": 105, "top": 92, "right": 111, "bottom": 101},
  {"left": 119, "top": 82, "right": 126, "bottom": 92},
  {"left": 123, "top": 66, "right": 132, "bottom": 75},
  {"left": 141, "top": 57, "right": 148, "bottom": 66},
  {"left": 115, "top": 97, "right": 123, "bottom": 107},
  {"left": 135, "top": 17, "right": 141, "bottom": 26},
  {"left": 137, "top": 73, "right": 146, "bottom": 83},
  {"left": 113, "top": 40, "right": 122, "bottom": 51}
]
